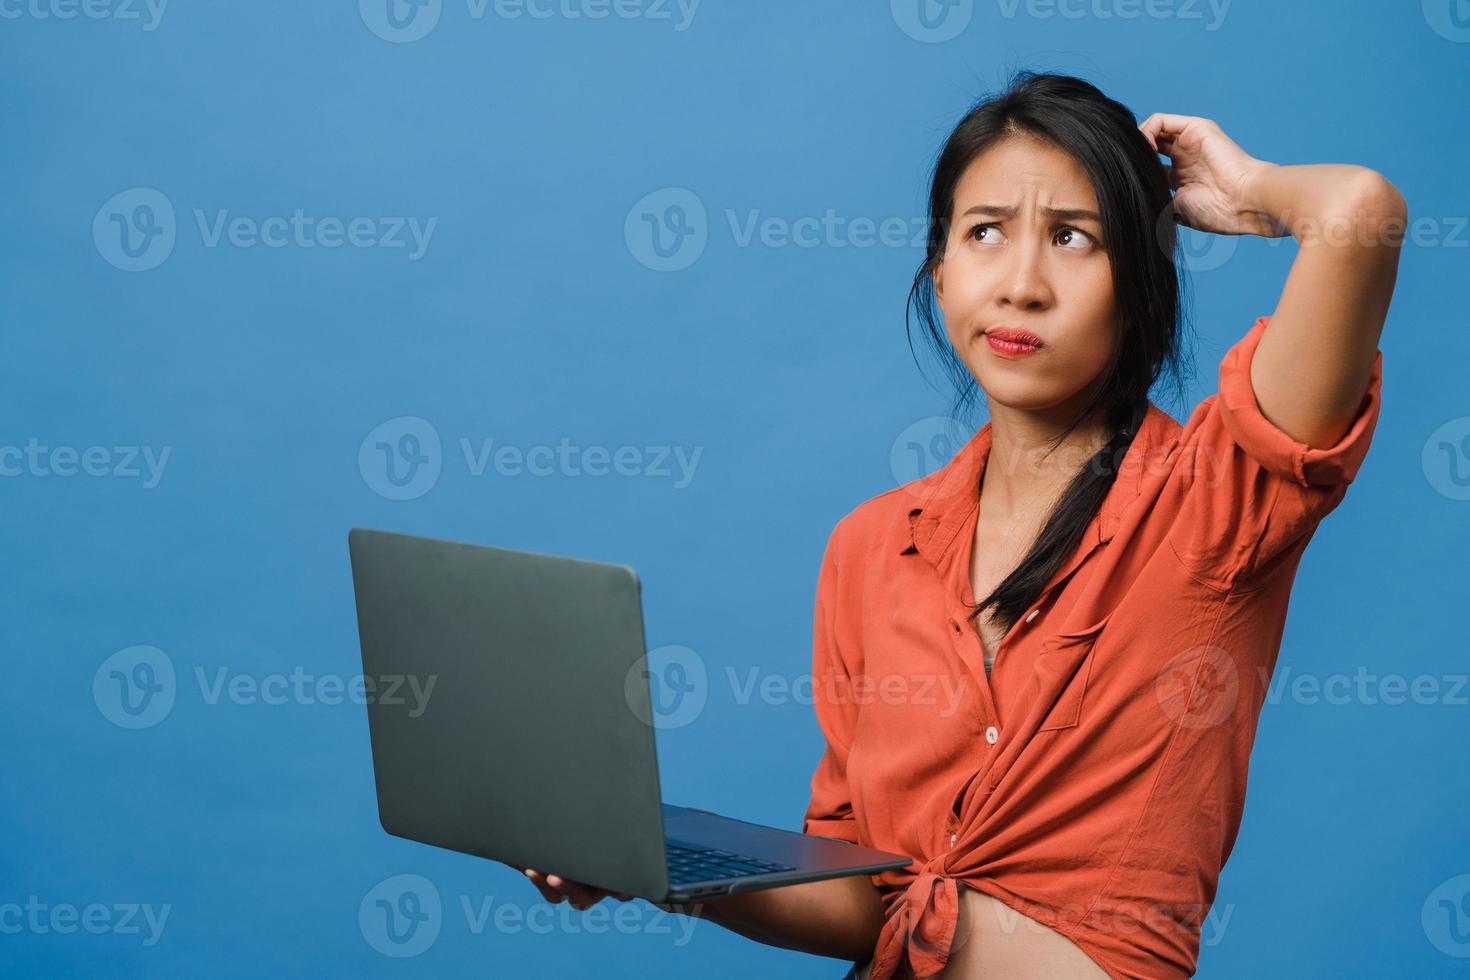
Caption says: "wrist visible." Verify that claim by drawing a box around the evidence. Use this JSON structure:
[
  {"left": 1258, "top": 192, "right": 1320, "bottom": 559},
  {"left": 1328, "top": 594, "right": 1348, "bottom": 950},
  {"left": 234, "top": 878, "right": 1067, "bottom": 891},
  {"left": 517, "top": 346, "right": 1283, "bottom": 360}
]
[
  {"left": 1235, "top": 159, "right": 1290, "bottom": 238},
  {"left": 1235, "top": 159, "right": 1272, "bottom": 210}
]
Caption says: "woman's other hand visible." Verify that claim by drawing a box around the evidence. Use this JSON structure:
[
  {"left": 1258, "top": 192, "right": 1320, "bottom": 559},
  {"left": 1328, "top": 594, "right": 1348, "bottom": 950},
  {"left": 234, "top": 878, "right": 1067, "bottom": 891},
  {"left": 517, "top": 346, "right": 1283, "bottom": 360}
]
[{"left": 1139, "top": 112, "right": 1286, "bottom": 238}]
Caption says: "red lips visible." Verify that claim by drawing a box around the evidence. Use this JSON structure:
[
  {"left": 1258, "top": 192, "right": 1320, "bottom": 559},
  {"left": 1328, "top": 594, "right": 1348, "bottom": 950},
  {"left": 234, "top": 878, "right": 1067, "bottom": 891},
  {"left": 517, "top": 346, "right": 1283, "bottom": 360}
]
[{"left": 984, "top": 326, "right": 1044, "bottom": 358}]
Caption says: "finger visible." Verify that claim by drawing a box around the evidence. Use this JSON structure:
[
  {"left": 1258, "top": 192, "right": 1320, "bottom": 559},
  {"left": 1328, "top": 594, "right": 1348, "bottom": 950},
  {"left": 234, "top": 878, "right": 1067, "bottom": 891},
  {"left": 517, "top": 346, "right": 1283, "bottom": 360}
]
[
  {"left": 1138, "top": 113, "right": 1159, "bottom": 152},
  {"left": 1140, "top": 112, "right": 1206, "bottom": 143},
  {"left": 1141, "top": 113, "right": 1210, "bottom": 158},
  {"left": 524, "top": 869, "right": 567, "bottom": 904},
  {"left": 1140, "top": 123, "right": 1177, "bottom": 157},
  {"left": 524, "top": 870, "right": 562, "bottom": 903},
  {"left": 546, "top": 874, "right": 605, "bottom": 910}
]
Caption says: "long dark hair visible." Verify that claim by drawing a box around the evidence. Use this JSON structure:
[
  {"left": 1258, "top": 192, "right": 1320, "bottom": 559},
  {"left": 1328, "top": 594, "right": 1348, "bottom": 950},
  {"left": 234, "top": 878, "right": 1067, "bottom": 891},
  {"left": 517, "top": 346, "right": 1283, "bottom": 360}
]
[{"left": 905, "top": 70, "right": 1192, "bottom": 634}]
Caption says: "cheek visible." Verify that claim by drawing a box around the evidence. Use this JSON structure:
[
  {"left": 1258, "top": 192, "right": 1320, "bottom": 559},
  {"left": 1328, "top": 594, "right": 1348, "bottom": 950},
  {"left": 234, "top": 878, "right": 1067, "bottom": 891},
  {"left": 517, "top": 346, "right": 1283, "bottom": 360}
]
[
  {"left": 1052, "top": 316, "right": 1120, "bottom": 384},
  {"left": 938, "top": 251, "right": 990, "bottom": 331},
  {"left": 1068, "top": 333, "right": 1119, "bottom": 380},
  {"left": 1059, "top": 266, "right": 1119, "bottom": 348}
]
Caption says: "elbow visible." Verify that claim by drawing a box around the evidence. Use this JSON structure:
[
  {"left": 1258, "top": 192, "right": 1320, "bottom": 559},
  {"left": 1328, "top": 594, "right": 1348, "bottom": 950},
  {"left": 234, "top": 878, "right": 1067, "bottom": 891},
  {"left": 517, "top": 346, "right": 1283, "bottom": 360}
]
[{"left": 1345, "top": 169, "right": 1409, "bottom": 246}]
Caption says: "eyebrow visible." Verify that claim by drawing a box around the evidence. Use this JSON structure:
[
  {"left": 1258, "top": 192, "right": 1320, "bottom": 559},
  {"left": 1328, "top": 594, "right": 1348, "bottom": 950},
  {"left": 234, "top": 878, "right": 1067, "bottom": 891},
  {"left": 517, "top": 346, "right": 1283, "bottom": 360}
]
[{"left": 960, "top": 203, "right": 1101, "bottom": 223}]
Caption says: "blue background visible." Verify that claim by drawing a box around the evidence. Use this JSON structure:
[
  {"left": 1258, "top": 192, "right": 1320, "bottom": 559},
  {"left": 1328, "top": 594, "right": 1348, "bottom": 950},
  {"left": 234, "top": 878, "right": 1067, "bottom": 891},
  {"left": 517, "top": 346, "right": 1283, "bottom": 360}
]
[{"left": 4, "top": 1, "right": 1467, "bottom": 976}]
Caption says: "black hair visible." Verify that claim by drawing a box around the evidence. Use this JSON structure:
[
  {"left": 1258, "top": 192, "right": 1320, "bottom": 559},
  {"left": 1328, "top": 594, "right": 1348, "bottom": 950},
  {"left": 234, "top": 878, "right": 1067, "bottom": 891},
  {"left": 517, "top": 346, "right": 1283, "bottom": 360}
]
[{"left": 904, "top": 69, "right": 1193, "bottom": 635}]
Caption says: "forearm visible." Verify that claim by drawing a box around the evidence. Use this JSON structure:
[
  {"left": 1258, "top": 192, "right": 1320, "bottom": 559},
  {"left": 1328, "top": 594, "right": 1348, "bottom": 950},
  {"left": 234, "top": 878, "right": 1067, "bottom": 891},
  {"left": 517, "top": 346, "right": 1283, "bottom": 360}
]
[
  {"left": 1239, "top": 162, "right": 1406, "bottom": 246},
  {"left": 670, "top": 874, "right": 887, "bottom": 963}
]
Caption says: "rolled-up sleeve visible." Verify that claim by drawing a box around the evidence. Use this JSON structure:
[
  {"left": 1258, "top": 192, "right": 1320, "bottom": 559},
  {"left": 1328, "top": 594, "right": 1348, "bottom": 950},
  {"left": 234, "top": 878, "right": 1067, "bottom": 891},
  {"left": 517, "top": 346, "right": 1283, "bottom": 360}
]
[
  {"left": 1169, "top": 315, "right": 1383, "bottom": 589},
  {"left": 802, "top": 520, "right": 863, "bottom": 845}
]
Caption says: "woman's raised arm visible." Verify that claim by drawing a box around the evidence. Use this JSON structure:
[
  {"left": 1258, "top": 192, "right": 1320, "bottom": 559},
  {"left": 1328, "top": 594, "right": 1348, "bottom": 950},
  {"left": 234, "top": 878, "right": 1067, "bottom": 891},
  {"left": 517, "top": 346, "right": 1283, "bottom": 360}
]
[{"left": 1139, "top": 112, "right": 1405, "bottom": 450}]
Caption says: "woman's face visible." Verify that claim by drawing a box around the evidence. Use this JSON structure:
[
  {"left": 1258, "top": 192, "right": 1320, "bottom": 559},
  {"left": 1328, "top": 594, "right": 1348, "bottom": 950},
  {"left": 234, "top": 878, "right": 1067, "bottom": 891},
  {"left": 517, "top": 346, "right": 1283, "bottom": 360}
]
[{"left": 934, "top": 136, "right": 1120, "bottom": 419}]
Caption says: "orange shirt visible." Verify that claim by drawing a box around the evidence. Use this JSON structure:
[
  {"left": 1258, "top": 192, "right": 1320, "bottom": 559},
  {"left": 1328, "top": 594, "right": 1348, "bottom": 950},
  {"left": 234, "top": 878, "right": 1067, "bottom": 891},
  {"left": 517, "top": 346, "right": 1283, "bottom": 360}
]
[{"left": 802, "top": 315, "right": 1384, "bottom": 979}]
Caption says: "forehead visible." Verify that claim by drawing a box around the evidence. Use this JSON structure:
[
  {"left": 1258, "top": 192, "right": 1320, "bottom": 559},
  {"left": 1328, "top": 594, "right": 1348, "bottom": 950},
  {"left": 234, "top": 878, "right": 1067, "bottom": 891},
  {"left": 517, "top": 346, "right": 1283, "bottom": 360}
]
[{"left": 952, "top": 136, "right": 1097, "bottom": 209}]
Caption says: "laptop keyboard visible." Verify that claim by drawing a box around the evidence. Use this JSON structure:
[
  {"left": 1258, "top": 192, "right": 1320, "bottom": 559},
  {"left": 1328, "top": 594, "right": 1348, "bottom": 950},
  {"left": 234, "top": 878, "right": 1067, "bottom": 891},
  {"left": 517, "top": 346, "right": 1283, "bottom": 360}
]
[{"left": 665, "top": 840, "right": 796, "bottom": 885}]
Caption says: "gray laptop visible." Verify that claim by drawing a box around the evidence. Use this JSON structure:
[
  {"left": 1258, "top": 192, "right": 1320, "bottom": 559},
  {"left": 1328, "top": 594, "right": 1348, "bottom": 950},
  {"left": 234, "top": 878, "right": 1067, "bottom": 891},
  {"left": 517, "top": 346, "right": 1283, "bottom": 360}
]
[{"left": 347, "top": 527, "right": 913, "bottom": 903}]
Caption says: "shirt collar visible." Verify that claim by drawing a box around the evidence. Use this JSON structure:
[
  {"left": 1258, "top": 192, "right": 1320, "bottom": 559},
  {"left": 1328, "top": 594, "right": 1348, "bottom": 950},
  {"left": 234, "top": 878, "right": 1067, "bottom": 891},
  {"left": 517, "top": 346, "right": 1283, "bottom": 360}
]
[{"left": 901, "top": 402, "right": 1169, "bottom": 569}]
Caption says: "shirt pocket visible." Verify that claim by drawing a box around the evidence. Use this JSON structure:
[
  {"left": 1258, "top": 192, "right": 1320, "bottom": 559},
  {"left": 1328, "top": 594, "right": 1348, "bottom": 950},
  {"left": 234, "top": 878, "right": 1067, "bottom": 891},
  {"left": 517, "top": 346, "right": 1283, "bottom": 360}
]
[{"left": 1033, "top": 612, "right": 1112, "bottom": 733}]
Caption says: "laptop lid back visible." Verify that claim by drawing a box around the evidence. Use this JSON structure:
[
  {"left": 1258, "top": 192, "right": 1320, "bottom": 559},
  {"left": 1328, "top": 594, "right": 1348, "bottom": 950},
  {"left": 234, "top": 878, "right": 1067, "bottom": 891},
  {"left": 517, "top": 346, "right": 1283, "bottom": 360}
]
[{"left": 347, "top": 527, "right": 671, "bottom": 899}]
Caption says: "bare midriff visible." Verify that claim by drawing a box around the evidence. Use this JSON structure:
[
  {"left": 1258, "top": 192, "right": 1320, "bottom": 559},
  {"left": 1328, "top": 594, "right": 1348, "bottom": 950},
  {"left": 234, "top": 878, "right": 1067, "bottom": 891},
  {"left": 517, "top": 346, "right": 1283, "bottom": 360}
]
[
  {"left": 933, "top": 886, "right": 1108, "bottom": 979},
  {"left": 858, "top": 886, "right": 1109, "bottom": 980}
]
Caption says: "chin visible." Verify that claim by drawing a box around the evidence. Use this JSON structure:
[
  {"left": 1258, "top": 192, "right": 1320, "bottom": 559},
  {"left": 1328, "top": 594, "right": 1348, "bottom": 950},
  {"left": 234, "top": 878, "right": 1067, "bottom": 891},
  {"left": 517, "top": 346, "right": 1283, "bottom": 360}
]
[{"left": 977, "top": 376, "right": 1082, "bottom": 414}]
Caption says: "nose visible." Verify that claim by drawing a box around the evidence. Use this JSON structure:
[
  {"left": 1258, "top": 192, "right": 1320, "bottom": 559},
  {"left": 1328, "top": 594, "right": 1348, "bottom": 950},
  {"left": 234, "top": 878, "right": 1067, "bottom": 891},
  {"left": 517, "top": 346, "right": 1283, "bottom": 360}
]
[{"left": 999, "top": 229, "right": 1053, "bottom": 311}]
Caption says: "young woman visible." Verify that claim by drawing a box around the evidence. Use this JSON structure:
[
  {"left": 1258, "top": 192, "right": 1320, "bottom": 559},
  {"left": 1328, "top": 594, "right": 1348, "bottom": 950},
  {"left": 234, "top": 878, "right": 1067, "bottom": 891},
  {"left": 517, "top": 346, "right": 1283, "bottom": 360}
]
[{"left": 520, "top": 71, "right": 1403, "bottom": 979}]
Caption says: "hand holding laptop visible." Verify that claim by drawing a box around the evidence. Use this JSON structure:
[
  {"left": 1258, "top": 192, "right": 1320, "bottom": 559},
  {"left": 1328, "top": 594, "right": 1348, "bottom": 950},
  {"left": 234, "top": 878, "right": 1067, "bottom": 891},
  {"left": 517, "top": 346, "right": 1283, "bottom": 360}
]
[{"left": 521, "top": 867, "right": 635, "bottom": 911}]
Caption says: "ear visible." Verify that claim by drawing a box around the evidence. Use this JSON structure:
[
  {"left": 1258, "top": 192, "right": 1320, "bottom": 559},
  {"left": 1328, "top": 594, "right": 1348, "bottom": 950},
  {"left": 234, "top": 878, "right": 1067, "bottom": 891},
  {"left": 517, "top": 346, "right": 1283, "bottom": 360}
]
[{"left": 932, "top": 260, "right": 944, "bottom": 302}]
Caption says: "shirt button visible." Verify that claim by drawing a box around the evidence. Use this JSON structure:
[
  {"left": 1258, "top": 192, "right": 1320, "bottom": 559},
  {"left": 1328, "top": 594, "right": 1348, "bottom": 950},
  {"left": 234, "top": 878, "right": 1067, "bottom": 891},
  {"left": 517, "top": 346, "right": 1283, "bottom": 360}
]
[
  {"left": 984, "top": 725, "right": 999, "bottom": 744},
  {"left": 1025, "top": 608, "right": 1039, "bottom": 623}
]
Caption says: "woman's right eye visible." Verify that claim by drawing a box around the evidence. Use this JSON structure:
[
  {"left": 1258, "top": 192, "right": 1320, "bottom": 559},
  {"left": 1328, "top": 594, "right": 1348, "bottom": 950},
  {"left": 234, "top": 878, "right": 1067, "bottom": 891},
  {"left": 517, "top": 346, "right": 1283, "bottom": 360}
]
[{"left": 970, "top": 223, "right": 1001, "bottom": 243}]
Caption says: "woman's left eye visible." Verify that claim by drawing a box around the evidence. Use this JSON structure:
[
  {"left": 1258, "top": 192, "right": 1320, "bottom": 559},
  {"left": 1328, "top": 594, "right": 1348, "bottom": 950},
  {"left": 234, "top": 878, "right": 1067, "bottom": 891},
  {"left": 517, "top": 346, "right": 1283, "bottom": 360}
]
[{"left": 1055, "top": 227, "right": 1093, "bottom": 248}]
